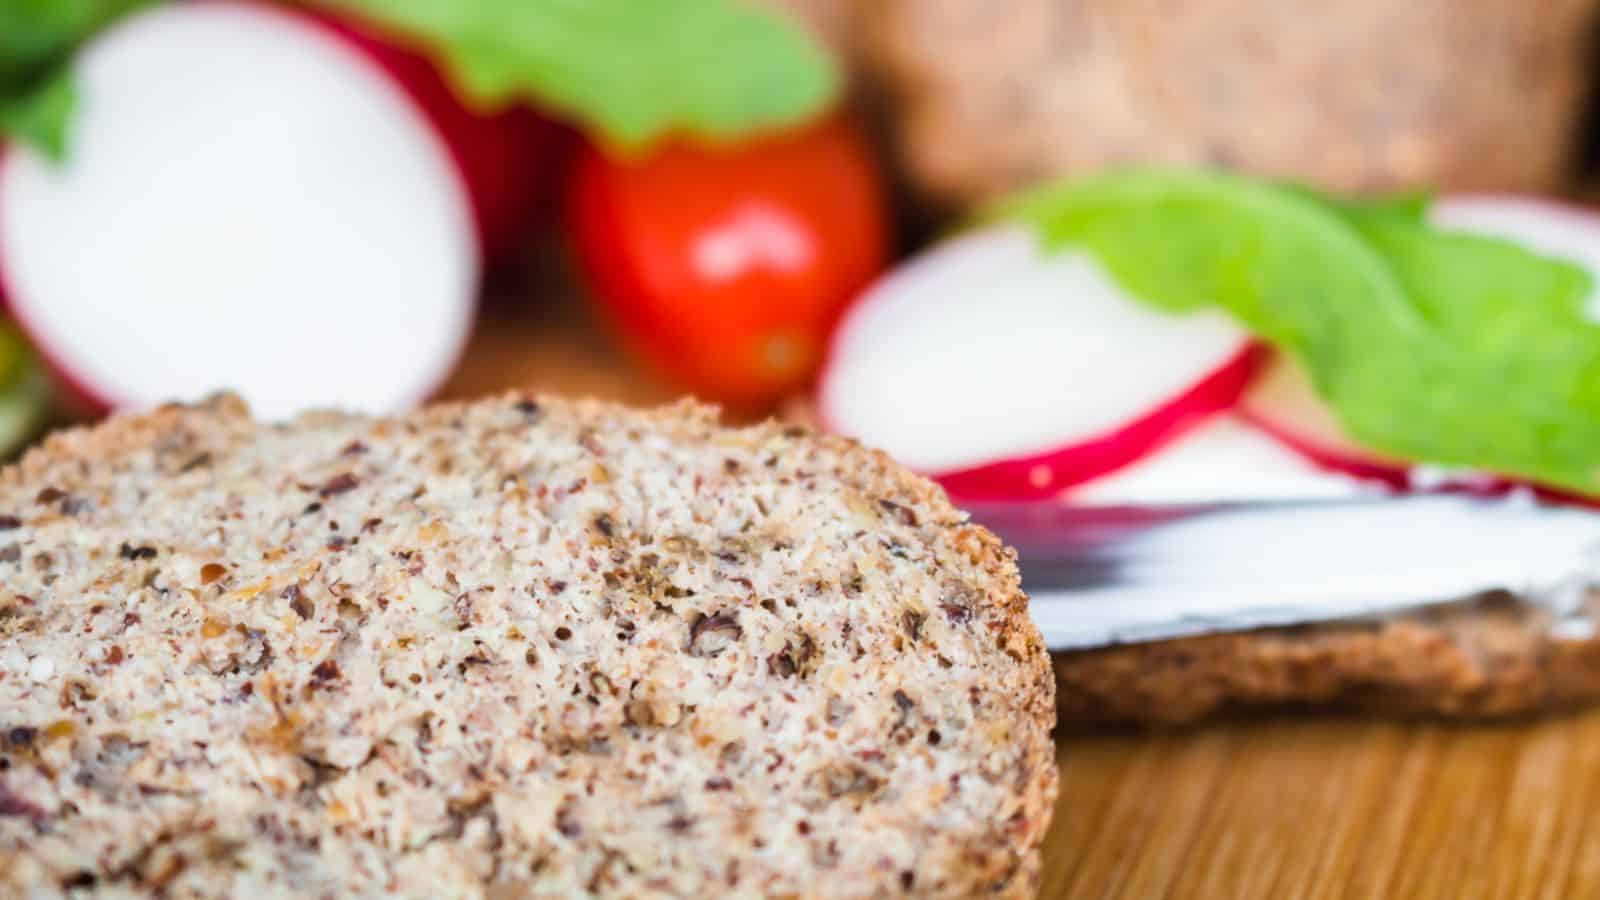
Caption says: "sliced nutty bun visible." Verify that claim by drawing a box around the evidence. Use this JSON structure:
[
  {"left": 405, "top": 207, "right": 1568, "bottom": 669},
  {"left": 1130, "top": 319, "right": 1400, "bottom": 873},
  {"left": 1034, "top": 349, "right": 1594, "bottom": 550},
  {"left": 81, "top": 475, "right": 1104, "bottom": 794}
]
[{"left": 0, "top": 394, "right": 1056, "bottom": 898}]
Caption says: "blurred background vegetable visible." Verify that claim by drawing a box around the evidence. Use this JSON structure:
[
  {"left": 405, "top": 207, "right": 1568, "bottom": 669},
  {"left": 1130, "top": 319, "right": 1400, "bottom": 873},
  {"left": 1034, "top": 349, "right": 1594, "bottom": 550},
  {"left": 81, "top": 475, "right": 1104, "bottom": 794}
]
[
  {"left": 0, "top": 0, "right": 159, "bottom": 160},
  {"left": 4, "top": 0, "right": 1600, "bottom": 503},
  {"left": 569, "top": 114, "right": 886, "bottom": 408},
  {"left": 0, "top": 0, "right": 851, "bottom": 428},
  {"left": 845, "top": 0, "right": 1600, "bottom": 211},
  {"left": 817, "top": 223, "right": 1261, "bottom": 499}
]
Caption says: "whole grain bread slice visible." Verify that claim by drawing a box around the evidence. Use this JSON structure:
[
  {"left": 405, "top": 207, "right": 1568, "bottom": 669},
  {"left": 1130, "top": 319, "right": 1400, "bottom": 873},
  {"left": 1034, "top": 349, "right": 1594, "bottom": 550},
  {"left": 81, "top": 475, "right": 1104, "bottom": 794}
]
[{"left": 0, "top": 394, "right": 1057, "bottom": 899}]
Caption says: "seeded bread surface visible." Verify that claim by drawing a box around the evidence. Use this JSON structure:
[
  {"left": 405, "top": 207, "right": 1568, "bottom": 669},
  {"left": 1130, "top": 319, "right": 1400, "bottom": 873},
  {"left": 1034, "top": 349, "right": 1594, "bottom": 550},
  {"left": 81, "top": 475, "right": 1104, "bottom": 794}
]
[{"left": 0, "top": 394, "right": 1057, "bottom": 898}]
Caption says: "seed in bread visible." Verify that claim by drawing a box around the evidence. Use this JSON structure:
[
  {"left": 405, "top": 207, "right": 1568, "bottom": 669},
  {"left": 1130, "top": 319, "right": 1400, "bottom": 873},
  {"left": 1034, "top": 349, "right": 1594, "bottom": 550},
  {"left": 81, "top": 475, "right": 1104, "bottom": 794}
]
[{"left": 0, "top": 394, "right": 1057, "bottom": 898}]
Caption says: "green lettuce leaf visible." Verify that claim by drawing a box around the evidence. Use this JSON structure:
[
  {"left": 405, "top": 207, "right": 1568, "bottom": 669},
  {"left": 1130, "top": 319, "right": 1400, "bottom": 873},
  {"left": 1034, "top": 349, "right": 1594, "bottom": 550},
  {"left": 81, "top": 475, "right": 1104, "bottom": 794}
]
[
  {"left": 3, "top": 0, "right": 838, "bottom": 160},
  {"left": 0, "top": 67, "right": 74, "bottom": 160},
  {"left": 1001, "top": 169, "right": 1600, "bottom": 496},
  {"left": 0, "top": 0, "right": 156, "bottom": 160},
  {"left": 311, "top": 0, "right": 841, "bottom": 149}
]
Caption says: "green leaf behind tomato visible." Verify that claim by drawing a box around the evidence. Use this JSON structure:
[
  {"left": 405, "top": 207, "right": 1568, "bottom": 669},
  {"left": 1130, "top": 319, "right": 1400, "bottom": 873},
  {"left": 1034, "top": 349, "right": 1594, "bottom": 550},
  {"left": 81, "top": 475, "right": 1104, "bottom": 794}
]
[{"left": 311, "top": 0, "right": 841, "bottom": 150}]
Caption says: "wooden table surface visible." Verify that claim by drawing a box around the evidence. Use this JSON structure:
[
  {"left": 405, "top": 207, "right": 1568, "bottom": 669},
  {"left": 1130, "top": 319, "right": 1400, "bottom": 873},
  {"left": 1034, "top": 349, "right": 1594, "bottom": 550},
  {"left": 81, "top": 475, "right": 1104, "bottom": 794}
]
[{"left": 443, "top": 288, "right": 1600, "bottom": 900}]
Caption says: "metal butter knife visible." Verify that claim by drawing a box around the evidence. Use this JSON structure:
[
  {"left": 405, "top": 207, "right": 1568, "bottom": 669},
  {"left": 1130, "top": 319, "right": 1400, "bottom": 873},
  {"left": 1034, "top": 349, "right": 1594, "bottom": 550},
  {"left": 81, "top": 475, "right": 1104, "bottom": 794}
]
[{"left": 967, "top": 493, "right": 1600, "bottom": 651}]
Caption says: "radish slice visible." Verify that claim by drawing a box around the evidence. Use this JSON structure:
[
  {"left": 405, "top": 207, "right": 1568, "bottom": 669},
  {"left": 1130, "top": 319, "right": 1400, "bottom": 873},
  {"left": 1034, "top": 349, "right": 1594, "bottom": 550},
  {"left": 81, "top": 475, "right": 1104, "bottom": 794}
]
[
  {"left": 1240, "top": 354, "right": 1560, "bottom": 499},
  {"left": 1071, "top": 414, "right": 1377, "bottom": 504},
  {"left": 1240, "top": 355, "right": 1506, "bottom": 493},
  {"left": 1241, "top": 196, "right": 1600, "bottom": 493},
  {"left": 0, "top": 2, "right": 547, "bottom": 419},
  {"left": 312, "top": 11, "right": 557, "bottom": 259},
  {"left": 936, "top": 343, "right": 1264, "bottom": 500},
  {"left": 1238, "top": 355, "right": 1416, "bottom": 489},
  {"left": 818, "top": 225, "right": 1262, "bottom": 500}
]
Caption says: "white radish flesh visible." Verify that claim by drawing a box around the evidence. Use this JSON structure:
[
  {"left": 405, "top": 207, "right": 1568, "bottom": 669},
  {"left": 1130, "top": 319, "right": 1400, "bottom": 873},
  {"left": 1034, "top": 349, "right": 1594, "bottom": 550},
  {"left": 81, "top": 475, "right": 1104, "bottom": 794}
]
[
  {"left": 818, "top": 225, "right": 1258, "bottom": 499},
  {"left": 0, "top": 2, "right": 477, "bottom": 419}
]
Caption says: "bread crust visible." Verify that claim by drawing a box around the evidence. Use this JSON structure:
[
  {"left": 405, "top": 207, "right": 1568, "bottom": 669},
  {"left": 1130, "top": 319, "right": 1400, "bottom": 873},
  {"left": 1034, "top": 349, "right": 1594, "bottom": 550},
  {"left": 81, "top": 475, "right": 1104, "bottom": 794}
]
[
  {"left": 1054, "top": 592, "right": 1600, "bottom": 726},
  {"left": 0, "top": 393, "right": 1057, "bottom": 898}
]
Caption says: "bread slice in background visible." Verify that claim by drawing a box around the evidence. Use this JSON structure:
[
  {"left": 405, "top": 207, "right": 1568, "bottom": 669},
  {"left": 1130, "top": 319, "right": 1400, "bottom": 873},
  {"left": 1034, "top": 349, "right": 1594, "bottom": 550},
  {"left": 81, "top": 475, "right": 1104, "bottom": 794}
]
[
  {"left": 1055, "top": 592, "right": 1600, "bottom": 727},
  {"left": 780, "top": 392, "right": 1600, "bottom": 728},
  {"left": 0, "top": 394, "right": 1057, "bottom": 898}
]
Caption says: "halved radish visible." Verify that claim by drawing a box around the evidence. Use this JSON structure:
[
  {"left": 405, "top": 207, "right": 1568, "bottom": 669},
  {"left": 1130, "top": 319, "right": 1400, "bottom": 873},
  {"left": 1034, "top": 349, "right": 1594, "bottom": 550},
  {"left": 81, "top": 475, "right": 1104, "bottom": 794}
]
[
  {"left": 1237, "top": 354, "right": 1416, "bottom": 490},
  {"left": 818, "top": 224, "right": 1263, "bottom": 501},
  {"left": 0, "top": 1, "right": 553, "bottom": 419},
  {"left": 1070, "top": 414, "right": 1381, "bottom": 504},
  {"left": 312, "top": 10, "right": 558, "bottom": 259},
  {"left": 1238, "top": 353, "right": 1582, "bottom": 500},
  {"left": 1241, "top": 196, "right": 1600, "bottom": 494}
]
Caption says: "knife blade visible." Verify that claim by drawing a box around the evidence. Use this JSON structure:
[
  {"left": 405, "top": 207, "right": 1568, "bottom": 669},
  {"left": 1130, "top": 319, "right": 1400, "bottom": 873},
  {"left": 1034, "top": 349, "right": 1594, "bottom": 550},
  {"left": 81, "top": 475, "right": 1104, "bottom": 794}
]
[{"left": 966, "top": 493, "right": 1600, "bottom": 651}]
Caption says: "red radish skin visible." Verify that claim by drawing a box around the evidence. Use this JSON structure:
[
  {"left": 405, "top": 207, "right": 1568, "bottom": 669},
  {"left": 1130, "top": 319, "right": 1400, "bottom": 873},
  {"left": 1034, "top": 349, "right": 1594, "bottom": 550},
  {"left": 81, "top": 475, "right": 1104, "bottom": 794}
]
[
  {"left": 938, "top": 343, "right": 1269, "bottom": 501},
  {"left": 0, "top": 142, "right": 113, "bottom": 419},
  {"left": 1237, "top": 354, "right": 1591, "bottom": 503},
  {"left": 818, "top": 225, "right": 1259, "bottom": 501},
  {"left": 0, "top": 152, "right": 171, "bottom": 421},
  {"left": 1240, "top": 196, "right": 1600, "bottom": 501},
  {"left": 1241, "top": 411, "right": 1412, "bottom": 490},
  {"left": 0, "top": 1, "right": 522, "bottom": 418},
  {"left": 1237, "top": 354, "right": 1416, "bottom": 490},
  {"left": 1238, "top": 354, "right": 1519, "bottom": 495}
]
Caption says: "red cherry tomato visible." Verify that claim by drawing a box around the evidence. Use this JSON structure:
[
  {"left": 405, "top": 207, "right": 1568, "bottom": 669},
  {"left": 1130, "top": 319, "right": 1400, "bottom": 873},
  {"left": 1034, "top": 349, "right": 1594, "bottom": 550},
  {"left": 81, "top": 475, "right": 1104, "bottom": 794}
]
[{"left": 567, "top": 116, "right": 888, "bottom": 408}]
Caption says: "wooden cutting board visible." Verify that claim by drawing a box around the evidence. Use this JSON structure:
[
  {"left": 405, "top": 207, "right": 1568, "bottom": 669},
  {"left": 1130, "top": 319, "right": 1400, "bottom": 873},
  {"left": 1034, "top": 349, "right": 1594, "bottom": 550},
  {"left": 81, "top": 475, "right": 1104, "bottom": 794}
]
[
  {"left": 1038, "top": 716, "right": 1600, "bottom": 899},
  {"left": 444, "top": 292, "right": 1600, "bottom": 900}
]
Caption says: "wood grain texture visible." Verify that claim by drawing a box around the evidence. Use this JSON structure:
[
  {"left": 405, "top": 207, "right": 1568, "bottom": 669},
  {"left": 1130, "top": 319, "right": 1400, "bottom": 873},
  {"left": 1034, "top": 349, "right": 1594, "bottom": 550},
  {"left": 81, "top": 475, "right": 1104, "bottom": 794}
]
[
  {"left": 445, "top": 288, "right": 1598, "bottom": 900},
  {"left": 1042, "top": 714, "right": 1600, "bottom": 899},
  {"left": 440, "top": 264, "right": 682, "bottom": 410}
]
